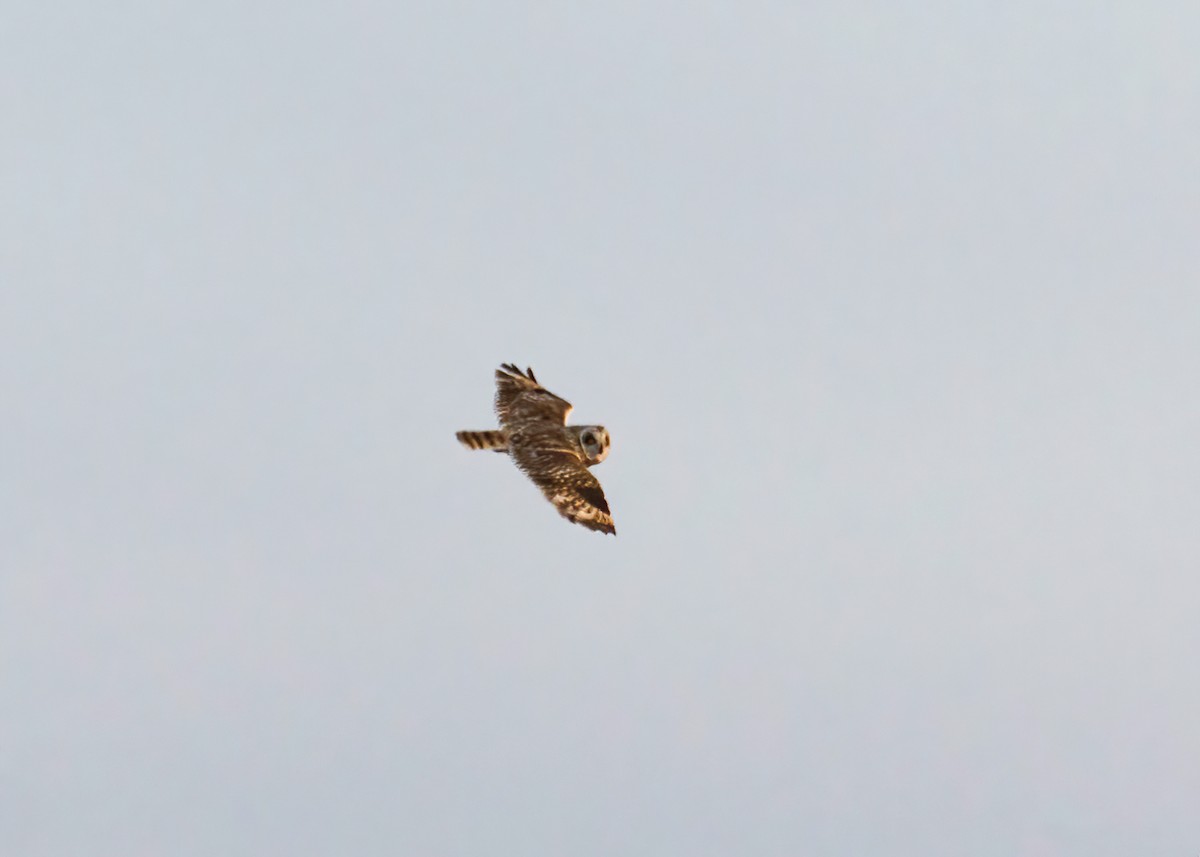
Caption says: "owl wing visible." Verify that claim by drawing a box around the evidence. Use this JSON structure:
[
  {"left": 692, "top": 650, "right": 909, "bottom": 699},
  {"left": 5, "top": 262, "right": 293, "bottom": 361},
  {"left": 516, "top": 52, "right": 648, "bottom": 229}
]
[
  {"left": 494, "top": 364, "right": 573, "bottom": 428},
  {"left": 510, "top": 442, "right": 616, "bottom": 535}
]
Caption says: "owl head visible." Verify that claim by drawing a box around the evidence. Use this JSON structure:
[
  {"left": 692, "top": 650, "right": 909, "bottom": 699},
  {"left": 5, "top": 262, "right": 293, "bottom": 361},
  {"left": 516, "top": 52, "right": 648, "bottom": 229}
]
[{"left": 575, "top": 425, "right": 611, "bottom": 464}]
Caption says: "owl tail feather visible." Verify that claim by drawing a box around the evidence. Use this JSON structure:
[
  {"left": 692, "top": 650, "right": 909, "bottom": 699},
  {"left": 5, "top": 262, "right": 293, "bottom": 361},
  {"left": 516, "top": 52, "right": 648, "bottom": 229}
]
[{"left": 456, "top": 429, "right": 508, "bottom": 452}]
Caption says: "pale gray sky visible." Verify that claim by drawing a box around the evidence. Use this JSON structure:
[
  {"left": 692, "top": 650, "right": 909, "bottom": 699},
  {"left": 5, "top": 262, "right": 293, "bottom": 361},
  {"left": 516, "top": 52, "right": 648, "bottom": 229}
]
[{"left": 3, "top": 2, "right": 1199, "bottom": 855}]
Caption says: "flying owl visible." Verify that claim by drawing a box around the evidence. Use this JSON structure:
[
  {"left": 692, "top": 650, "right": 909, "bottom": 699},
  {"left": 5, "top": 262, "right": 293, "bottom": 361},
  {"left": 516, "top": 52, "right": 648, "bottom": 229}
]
[{"left": 456, "top": 363, "right": 616, "bottom": 535}]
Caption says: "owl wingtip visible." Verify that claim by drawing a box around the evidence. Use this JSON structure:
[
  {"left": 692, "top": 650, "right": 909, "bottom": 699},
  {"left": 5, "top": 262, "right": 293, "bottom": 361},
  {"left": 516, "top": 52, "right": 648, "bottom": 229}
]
[{"left": 497, "top": 363, "right": 537, "bottom": 384}]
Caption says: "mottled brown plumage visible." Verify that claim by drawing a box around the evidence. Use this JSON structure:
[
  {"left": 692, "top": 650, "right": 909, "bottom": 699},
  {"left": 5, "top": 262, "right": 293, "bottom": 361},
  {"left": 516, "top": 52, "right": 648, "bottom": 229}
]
[{"left": 456, "top": 364, "right": 615, "bottom": 535}]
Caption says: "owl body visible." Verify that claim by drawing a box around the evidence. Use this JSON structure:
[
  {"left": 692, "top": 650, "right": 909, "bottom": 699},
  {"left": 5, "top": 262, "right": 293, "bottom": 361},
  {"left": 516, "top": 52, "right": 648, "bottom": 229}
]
[{"left": 456, "top": 364, "right": 615, "bottom": 534}]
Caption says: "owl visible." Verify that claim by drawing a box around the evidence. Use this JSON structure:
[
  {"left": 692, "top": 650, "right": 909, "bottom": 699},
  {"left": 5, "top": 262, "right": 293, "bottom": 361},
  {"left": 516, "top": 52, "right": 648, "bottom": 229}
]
[{"left": 456, "top": 363, "right": 616, "bottom": 535}]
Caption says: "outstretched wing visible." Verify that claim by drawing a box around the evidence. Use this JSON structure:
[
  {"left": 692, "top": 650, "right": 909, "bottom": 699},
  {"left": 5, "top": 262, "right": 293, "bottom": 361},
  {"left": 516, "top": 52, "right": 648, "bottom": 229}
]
[
  {"left": 510, "top": 438, "right": 616, "bottom": 535},
  {"left": 494, "top": 363, "right": 573, "bottom": 428}
]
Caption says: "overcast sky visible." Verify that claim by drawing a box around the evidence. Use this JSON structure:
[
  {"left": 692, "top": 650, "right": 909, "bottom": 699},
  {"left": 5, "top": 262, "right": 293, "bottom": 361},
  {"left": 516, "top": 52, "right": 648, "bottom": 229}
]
[{"left": 3, "top": 2, "right": 1199, "bottom": 855}]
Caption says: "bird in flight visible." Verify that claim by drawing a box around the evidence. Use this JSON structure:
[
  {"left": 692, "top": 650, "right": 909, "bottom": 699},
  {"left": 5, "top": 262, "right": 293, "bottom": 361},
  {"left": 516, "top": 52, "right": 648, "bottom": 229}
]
[{"left": 456, "top": 363, "right": 615, "bottom": 535}]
